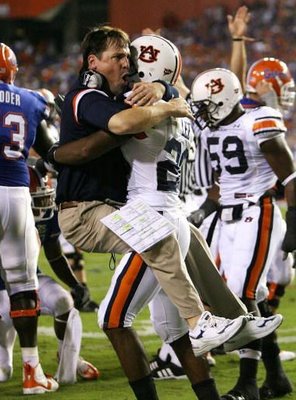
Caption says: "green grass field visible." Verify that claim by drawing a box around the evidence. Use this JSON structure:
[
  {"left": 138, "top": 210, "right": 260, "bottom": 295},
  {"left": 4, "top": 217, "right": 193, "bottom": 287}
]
[{"left": 2, "top": 251, "right": 296, "bottom": 399}]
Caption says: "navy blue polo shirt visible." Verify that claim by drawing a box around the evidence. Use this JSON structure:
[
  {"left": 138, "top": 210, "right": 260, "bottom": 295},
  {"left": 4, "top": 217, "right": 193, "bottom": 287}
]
[{"left": 56, "top": 80, "right": 131, "bottom": 204}]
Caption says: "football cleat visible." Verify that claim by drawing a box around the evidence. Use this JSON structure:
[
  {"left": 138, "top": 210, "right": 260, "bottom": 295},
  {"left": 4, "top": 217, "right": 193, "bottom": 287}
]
[
  {"left": 224, "top": 314, "right": 283, "bottom": 352},
  {"left": 279, "top": 350, "right": 296, "bottom": 362},
  {"left": 221, "top": 381, "right": 259, "bottom": 400},
  {"left": 259, "top": 374, "right": 293, "bottom": 399},
  {"left": 149, "top": 351, "right": 186, "bottom": 380},
  {"left": 23, "top": 363, "right": 59, "bottom": 395},
  {"left": 149, "top": 348, "right": 215, "bottom": 381},
  {"left": 189, "top": 311, "right": 246, "bottom": 357},
  {"left": 77, "top": 358, "right": 100, "bottom": 380}
]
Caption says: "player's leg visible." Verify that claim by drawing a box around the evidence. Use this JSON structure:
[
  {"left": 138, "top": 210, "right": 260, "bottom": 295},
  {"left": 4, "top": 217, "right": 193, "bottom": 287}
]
[
  {"left": 98, "top": 251, "right": 160, "bottom": 400},
  {"left": 38, "top": 274, "right": 99, "bottom": 383},
  {"left": 0, "top": 287, "right": 17, "bottom": 382},
  {"left": 220, "top": 201, "right": 283, "bottom": 400},
  {"left": 149, "top": 289, "right": 221, "bottom": 400},
  {"left": 258, "top": 220, "right": 294, "bottom": 398},
  {"left": 0, "top": 187, "right": 58, "bottom": 394}
]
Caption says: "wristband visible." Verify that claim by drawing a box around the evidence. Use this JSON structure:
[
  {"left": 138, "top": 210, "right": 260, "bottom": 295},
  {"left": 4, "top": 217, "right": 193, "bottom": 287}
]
[
  {"left": 281, "top": 171, "right": 296, "bottom": 186},
  {"left": 153, "top": 80, "right": 179, "bottom": 100}
]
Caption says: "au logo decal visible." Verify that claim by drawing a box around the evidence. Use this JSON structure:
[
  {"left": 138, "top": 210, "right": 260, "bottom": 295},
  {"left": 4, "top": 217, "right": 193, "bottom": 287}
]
[
  {"left": 139, "top": 45, "right": 160, "bottom": 63},
  {"left": 206, "top": 78, "right": 225, "bottom": 94}
]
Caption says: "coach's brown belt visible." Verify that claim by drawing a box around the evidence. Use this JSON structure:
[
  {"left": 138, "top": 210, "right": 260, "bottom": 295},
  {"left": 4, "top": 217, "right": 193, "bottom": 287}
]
[{"left": 58, "top": 201, "right": 83, "bottom": 210}]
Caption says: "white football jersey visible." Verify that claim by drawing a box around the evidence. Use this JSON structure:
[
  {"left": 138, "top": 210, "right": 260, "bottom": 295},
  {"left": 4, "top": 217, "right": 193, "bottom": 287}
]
[
  {"left": 121, "top": 111, "right": 193, "bottom": 211},
  {"left": 200, "top": 106, "right": 286, "bottom": 206}
]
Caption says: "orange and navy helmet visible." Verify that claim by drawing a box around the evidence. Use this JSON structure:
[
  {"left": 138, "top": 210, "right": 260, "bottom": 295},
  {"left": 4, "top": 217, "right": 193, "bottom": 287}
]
[
  {"left": 246, "top": 57, "right": 295, "bottom": 109},
  {"left": 0, "top": 43, "right": 18, "bottom": 84},
  {"left": 28, "top": 164, "right": 55, "bottom": 222}
]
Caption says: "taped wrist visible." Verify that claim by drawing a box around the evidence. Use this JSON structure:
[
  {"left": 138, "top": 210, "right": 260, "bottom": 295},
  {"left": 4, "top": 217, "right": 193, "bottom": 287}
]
[{"left": 154, "top": 79, "right": 179, "bottom": 100}]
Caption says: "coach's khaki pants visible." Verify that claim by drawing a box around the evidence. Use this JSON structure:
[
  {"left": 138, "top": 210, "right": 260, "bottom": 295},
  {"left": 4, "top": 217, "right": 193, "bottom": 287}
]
[{"left": 58, "top": 201, "right": 204, "bottom": 320}]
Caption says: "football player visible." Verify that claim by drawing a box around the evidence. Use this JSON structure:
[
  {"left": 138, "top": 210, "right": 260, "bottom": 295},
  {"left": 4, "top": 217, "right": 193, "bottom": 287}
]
[
  {"left": 0, "top": 42, "right": 59, "bottom": 394},
  {"left": 0, "top": 164, "right": 99, "bottom": 384},
  {"left": 191, "top": 67, "right": 296, "bottom": 400}
]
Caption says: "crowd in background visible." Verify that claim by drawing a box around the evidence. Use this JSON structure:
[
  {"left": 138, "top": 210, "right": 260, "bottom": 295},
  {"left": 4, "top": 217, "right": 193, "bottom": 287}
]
[{"left": 10, "top": 0, "right": 296, "bottom": 149}]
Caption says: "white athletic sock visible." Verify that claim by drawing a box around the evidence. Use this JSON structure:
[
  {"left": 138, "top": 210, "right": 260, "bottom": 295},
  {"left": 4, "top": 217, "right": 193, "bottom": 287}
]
[
  {"left": 239, "top": 348, "right": 261, "bottom": 361},
  {"left": 21, "top": 347, "right": 39, "bottom": 367}
]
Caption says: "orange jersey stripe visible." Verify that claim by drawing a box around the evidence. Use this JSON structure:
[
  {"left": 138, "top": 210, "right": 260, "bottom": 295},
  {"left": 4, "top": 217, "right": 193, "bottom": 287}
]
[
  {"left": 107, "top": 253, "right": 145, "bottom": 328},
  {"left": 252, "top": 119, "right": 277, "bottom": 133},
  {"left": 267, "top": 282, "right": 278, "bottom": 301},
  {"left": 245, "top": 197, "right": 273, "bottom": 299}
]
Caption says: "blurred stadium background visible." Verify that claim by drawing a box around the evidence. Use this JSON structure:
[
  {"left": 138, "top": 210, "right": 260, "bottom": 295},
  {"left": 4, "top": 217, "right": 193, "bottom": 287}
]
[
  {"left": 1, "top": 2, "right": 296, "bottom": 397},
  {"left": 1, "top": 0, "right": 295, "bottom": 146}
]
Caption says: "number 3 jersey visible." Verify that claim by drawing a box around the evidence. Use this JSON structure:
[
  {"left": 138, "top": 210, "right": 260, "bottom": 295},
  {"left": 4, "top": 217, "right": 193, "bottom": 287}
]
[
  {"left": 200, "top": 105, "right": 287, "bottom": 206},
  {"left": 0, "top": 82, "right": 48, "bottom": 187},
  {"left": 121, "top": 111, "right": 193, "bottom": 210}
]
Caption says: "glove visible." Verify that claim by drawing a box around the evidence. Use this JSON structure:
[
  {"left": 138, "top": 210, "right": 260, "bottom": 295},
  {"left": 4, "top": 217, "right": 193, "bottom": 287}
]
[
  {"left": 188, "top": 209, "right": 206, "bottom": 228},
  {"left": 71, "top": 283, "right": 91, "bottom": 310},
  {"left": 46, "top": 142, "right": 60, "bottom": 165},
  {"left": 188, "top": 198, "right": 219, "bottom": 228},
  {"left": 282, "top": 207, "right": 296, "bottom": 264},
  {"left": 35, "top": 158, "right": 48, "bottom": 177}
]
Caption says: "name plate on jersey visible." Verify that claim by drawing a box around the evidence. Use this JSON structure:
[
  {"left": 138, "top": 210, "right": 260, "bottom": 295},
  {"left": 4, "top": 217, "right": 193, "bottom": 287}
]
[{"left": 101, "top": 199, "right": 175, "bottom": 253}]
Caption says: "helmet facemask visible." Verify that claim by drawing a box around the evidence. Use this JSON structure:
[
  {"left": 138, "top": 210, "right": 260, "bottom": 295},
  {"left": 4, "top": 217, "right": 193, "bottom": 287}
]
[{"left": 191, "top": 99, "right": 221, "bottom": 130}]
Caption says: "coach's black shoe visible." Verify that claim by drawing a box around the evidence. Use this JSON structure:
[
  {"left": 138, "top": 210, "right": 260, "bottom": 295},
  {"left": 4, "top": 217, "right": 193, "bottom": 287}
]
[
  {"left": 259, "top": 374, "right": 293, "bottom": 399},
  {"left": 221, "top": 381, "right": 259, "bottom": 400}
]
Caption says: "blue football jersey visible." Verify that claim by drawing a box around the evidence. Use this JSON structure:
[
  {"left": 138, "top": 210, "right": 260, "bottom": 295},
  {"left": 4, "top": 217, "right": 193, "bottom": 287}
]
[{"left": 0, "top": 82, "right": 48, "bottom": 187}]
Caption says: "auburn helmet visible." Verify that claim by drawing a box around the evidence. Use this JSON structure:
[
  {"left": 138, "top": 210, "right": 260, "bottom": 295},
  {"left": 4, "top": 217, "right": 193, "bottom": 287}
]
[
  {"left": 191, "top": 68, "right": 243, "bottom": 129},
  {"left": 130, "top": 34, "right": 182, "bottom": 84},
  {"left": 246, "top": 57, "right": 295, "bottom": 109},
  {"left": 28, "top": 165, "right": 55, "bottom": 222},
  {"left": 0, "top": 43, "right": 18, "bottom": 84}
]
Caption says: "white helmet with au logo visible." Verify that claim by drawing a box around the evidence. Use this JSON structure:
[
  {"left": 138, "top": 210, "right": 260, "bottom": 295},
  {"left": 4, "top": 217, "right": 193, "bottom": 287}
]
[
  {"left": 191, "top": 68, "right": 243, "bottom": 129},
  {"left": 130, "top": 34, "right": 182, "bottom": 84}
]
